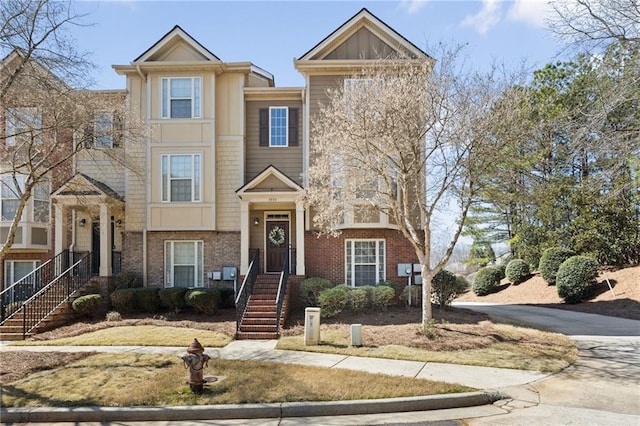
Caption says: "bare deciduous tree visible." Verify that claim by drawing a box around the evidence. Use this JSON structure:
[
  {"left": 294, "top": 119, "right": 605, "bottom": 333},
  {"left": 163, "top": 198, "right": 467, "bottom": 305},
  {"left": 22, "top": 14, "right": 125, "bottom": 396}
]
[
  {"left": 306, "top": 45, "right": 523, "bottom": 325},
  {"left": 0, "top": 0, "right": 143, "bottom": 259},
  {"left": 549, "top": 0, "right": 640, "bottom": 49}
]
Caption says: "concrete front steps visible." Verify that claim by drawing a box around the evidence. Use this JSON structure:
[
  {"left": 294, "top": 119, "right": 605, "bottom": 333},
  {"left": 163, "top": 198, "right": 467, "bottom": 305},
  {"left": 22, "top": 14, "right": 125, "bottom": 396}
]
[{"left": 236, "top": 275, "right": 301, "bottom": 340}]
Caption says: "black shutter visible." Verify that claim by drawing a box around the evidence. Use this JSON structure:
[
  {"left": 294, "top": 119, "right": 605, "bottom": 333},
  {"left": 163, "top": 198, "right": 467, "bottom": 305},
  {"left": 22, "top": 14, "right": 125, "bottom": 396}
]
[
  {"left": 259, "top": 108, "right": 269, "bottom": 146},
  {"left": 83, "top": 123, "right": 94, "bottom": 148},
  {"left": 113, "top": 112, "right": 123, "bottom": 148},
  {"left": 288, "top": 108, "right": 298, "bottom": 146}
]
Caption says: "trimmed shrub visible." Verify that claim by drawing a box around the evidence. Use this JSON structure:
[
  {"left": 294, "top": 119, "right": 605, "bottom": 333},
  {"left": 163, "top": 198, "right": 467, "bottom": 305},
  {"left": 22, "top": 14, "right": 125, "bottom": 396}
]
[
  {"left": 134, "top": 288, "right": 160, "bottom": 313},
  {"left": 318, "top": 285, "right": 349, "bottom": 318},
  {"left": 72, "top": 294, "right": 103, "bottom": 319},
  {"left": 300, "top": 277, "right": 332, "bottom": 307},
  {"left": 346, "top": 288, "right": 368, "bottom": 311},
  {"left": 114, "top": 271, "right": 143, "bottom": 290},
  {"left": 556, "top": 256, "right": 599, "bottom": 304},
  {"left": 472, "top": 266, "right": 503, "bottom": 296},
  {"left": 539, "top": 247, "right": 575, "bottom": 285},
  {"left": 400, "top": 285, "right": 422, "bottom": 307},
  {"left": 105, "top": 311, "right": 122, "bottom": 321},
  {"left": 158, "top": 288, "right": 187, "bottom": 313},
  {"left": 431, "top": 270, "right": 469, "bottom": 308},
  {"left": 110, "top": 288, "right": 138, "bottom": 313},
  {"left": 218, "top": 287, "right": 236, "bottom": 308},
  {"left": 378, "top": 280, "right": 401, "bottom": 299},
  {"left": 372, "top": 285, "right": 395, "bottom": 310},
  {"left": 505, "top": 259, "right": 531, "bottom": 284},
  {"left": 493, "top": 264, "right": 506, "bottom": 280},
  {"left": 185, "top": 289, "right": 221, "bottom": 315}
]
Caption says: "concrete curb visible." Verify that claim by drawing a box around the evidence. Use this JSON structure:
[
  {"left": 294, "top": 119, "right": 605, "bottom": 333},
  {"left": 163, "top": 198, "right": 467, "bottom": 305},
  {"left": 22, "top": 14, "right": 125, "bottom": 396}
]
[{"left": 0, "top": 391, "right": 505, "bottom": 423}]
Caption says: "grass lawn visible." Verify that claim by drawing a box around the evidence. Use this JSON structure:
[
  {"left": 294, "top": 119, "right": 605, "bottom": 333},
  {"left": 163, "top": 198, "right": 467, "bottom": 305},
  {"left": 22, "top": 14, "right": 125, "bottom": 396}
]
[{"left": 0, "top": 353, "right": 473, "bottom": 407}]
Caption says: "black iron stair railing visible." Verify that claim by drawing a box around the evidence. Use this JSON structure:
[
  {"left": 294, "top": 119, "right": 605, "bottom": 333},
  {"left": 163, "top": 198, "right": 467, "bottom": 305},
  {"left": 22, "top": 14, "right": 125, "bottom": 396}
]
[
  {"left": 18, "top": 252, "right": 93, "bottom": 338},
  {"left": 235, "top": 249, "right": 259, "bottom": 334},
  {"left": 0, "top": 250, "right": 70, "bottom": 323},
  {"left": 275, "top": 244, "right": 291, "bottom": 335}
]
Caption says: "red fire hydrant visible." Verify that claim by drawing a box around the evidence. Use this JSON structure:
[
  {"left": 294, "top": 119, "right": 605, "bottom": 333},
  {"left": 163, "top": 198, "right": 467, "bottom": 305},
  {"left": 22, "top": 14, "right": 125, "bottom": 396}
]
[{"left": 181, "top": 338, "right": 211, "bottom": 394}]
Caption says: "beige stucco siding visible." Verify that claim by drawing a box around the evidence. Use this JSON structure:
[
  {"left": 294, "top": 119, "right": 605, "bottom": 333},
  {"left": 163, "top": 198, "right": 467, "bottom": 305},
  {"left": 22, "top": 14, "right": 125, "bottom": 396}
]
[{"left": 245, "top": 100, "right": 303, "bottom": 184}]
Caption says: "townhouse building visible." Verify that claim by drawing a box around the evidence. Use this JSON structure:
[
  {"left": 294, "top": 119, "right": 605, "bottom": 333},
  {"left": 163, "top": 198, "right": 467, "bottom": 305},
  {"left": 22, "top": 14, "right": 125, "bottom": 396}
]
[{"left": 1, "top": 9, "right": 426, "bottom": 338}]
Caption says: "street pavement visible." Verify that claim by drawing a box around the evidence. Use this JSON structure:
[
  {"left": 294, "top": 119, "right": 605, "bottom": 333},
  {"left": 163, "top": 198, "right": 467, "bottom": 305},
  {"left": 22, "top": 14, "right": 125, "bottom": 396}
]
[
  {"left": 454, "top": 302, "right": 640, "bottom": 425},
  {"left": 2, "top": 304, "right": 639, "bottom": 425}
]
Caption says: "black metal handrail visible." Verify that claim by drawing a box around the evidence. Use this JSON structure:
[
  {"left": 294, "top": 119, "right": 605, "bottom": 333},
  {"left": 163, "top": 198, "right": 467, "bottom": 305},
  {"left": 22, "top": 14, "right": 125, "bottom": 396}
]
[
  {"left": 275, "top": 245, "right": 291, "bottom": 335},
  {"left": 235, "top": 249, "right": 259, "bottom": 334},
  {"left": 0, "top": 250, "right": 70, "bottom": 323},
  {"left": 18, "top": 252, "right": 93, "bottom": 338}
]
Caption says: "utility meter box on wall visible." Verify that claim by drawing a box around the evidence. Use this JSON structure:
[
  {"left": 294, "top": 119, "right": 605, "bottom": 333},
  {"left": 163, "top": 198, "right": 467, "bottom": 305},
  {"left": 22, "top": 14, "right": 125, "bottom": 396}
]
[{"left": 222, "top": 266, "right": 237, "bottom": 281}]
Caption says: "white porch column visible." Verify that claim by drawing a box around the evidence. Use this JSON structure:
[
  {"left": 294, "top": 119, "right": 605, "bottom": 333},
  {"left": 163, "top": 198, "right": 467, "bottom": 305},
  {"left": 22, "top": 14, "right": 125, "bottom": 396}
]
[
  {"left": 295, "top": 199, "right": 305, "bottom": 276},
  {"left": 54, "top": 204, "right": 67, "bottom": 256},
  {"left": 240, "top": 200, "right": 250, "bottom": 275},
  {"left": 99, "top": 204, "right": 112, "bottom": 277}
]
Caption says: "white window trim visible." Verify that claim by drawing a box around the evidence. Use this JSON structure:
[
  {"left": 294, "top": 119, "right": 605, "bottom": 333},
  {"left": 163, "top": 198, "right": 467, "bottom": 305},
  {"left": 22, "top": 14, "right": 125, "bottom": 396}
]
[
  {"left": 269, "top": 106, "right": 288, "bottom": 147},
  {"left": 4, "top": 260, "right": 40, "bottom": 286},
  {"left": 160, "top": 153, "right": 202, "bottom": 203},
  {"left": 160, "top": 77, "right": 202, "bottom": 119},
  {"left": 345, "top": 239, "right": 386, "bottom": 287},
  {"left": 164, "top": 240, "right": 203, "bottom": 288}
]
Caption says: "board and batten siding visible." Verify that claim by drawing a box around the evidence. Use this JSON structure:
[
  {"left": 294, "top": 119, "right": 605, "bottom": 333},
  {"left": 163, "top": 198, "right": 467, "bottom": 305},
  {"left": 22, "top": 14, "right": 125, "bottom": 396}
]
[
  {"left": 245, "top": 100, "right": 303, "bottom": 185},
  {"left": 325, "top": 27, "right": 398, "bottom": 60}
]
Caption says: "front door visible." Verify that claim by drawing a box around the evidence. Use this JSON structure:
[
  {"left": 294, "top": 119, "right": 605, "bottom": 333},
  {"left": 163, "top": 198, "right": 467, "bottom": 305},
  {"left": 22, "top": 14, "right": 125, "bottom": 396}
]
[
  {"left": 91, "top": 222, "right": 100, "bottom": 274},
  {"left": 266, "top": 220, "right": 289, "bottom": 273}
]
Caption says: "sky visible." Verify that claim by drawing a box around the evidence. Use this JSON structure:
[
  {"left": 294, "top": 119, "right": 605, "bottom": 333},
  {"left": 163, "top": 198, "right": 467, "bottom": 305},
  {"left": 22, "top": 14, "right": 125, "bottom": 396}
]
[{"left": 72, "top": 0, "right": 569, "bottom": 90}]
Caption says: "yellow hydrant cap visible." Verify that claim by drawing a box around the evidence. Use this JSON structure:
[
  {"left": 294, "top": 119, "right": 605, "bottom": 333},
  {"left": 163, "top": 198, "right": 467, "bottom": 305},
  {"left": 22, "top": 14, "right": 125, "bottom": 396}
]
[{"left": 187, "top": 338, "right": 204, "bottom": 354}]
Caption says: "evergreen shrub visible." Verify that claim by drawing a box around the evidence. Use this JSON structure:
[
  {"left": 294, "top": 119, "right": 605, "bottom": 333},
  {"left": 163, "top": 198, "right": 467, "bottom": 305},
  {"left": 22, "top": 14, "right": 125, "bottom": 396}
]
[
  {"left": 318, "top": 285, "right": 349, "bottom": 317},
  {"left": 372, "top": 285, "right": 395, "bottom": 310},
  {"left": 539, "top": 247, "right": 575, "bottom": 285},
  {"left": 431, "top": 270, "right": 469, "bottom": 308},
  {"left": 472, "top": 266, "right": 503, "bottom": 296},
  {"left": 300, "top": 277, "right": 332, "bottom": 307},
  {"left": 158, "top": 287, "right": 187, "bottom": 313},
  {"left": 134, "top": 288, "right": 160, "bottom": 313},
  {"left": 72, "top": 294, "right": 103, "bottom": 318},
  {"left": 505, "top": 259, "right": 531, "bottom": 284},
  {"left": 110, "top": 288, "right": 138, "bottom": 313},
  {"left": 556, "top": 256, "right": 599, "bottom": 304},
  {"left": 185, "top": 289, "right": 221, "bottom": 315}
]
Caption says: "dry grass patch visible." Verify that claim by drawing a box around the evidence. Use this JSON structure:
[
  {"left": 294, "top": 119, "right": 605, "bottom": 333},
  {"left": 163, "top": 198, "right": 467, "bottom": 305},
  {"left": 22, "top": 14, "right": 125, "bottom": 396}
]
[
  {"left": 11, "top": 325, "right": 231, "bottom": 348},
  {"left": 278, "top": 320, "right": 576, "bottom": 372},
  {"left": 0, "top": 353, "right": 473, "bottom": 407}
]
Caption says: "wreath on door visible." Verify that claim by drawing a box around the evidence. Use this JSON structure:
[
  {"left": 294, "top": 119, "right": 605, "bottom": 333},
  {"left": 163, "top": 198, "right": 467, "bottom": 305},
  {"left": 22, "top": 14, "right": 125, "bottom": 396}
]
[{"left": 268, "top": 226, "right": 286, "bottom": 247}]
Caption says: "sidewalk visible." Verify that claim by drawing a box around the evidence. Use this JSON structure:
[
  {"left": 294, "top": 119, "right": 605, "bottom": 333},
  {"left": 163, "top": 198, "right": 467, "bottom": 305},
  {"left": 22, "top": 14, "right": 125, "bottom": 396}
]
[{"left": 0, "top": 339, "right": 550, "bottom": 423}]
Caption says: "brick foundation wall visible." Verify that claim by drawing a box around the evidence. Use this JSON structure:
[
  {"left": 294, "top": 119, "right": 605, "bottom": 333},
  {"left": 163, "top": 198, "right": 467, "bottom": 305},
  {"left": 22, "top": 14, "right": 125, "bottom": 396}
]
[
  {"left": 304, "top": 228, "right": 419, "bottom": 285},
  {"left": 145, "top": 231, "right": 240, "bottom": 288}
]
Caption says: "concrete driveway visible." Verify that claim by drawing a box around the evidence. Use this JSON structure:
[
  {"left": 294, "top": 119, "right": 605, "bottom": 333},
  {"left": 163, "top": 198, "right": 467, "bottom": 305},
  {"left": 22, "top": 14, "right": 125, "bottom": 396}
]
[{"left": 453, "top": 302, "right": 640, "bottom": 425}]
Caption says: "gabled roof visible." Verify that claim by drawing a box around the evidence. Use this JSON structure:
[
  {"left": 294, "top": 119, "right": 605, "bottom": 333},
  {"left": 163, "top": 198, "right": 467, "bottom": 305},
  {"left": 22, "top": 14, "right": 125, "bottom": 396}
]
[
  {"left": 0, "top": 48, "right": 70, "bottom": 90},
  {"left": 52, "top": 173, "right": 123, "bottom": 201},
  {"left": 237, "top": 165, "right": 303, "bottom": 198},
  {"left": 133, "top": 25, "right": 221, "bottom": 63},
  {"left": 297, "top": 8, "right": 430, "bottom": 61}
]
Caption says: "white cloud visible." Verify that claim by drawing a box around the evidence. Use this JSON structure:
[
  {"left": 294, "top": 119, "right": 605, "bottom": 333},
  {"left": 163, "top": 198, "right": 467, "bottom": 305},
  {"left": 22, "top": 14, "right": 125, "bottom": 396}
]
[
  {"left": 460, "top": 0, "right": 503, "bottom": 34},
  {"left": 507, "top": 0, "right": 553, "bottom": 28},
  {"left": 400, "top": 0, "right": 429, "bottom": 15}
]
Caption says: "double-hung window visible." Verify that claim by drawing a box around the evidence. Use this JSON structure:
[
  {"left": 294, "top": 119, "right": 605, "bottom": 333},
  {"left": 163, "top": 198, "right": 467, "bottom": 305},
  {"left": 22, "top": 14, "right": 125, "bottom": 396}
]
[
  {"left": 345, "top": 239, "right": 386, "bottom": 287},
  {"left": 259, "top": 107, "right": 298, "bottom": 147},
  {"left": 161, "top": 154, "right": 201, "bottom": 202},
  {"left": 93, "top": 112, "right": 114, "bottom": 148},
  {"left": 5, "top": 108, "right": 42, "bottom": 146},
  {"left": 1, "top": 176, "right": 22, "bottom": 221},
  {"left": 33, "top": 181, "right": 50, "bottom": 223},
  {"left": 165, "top": 240, "right": 203, "bottom": 288},
  {"left": 161, "top": 77, "right": 201, "bottom": 119}
]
